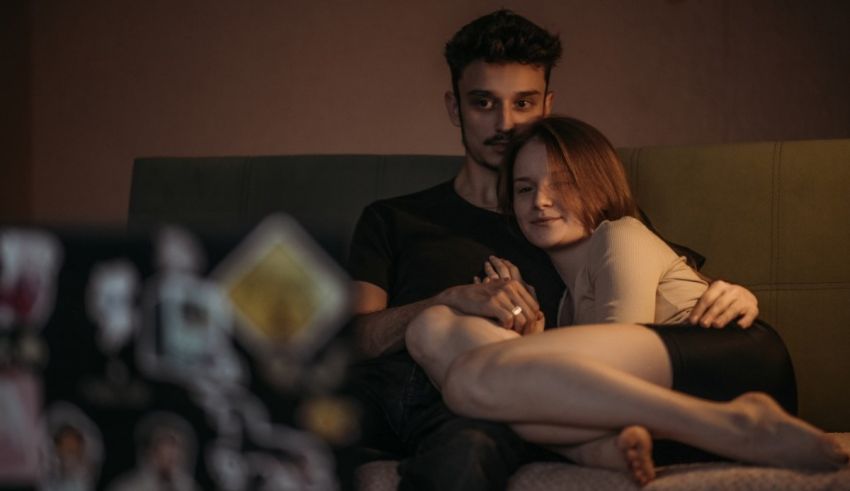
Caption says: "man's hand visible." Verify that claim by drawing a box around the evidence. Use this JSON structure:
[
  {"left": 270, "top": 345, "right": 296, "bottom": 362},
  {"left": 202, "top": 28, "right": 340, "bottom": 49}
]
[
  {"left": 438, "top": 277, "right": 540, "bottom": 335},
  {"left": 689, "top": 280, "right": 759, "bottom": 328},
  {"left": 483, "top": 256, "right": 544, "bottom": 336},
  {"left": 441, "top": 255, "right": 543, "bottom": 335}
]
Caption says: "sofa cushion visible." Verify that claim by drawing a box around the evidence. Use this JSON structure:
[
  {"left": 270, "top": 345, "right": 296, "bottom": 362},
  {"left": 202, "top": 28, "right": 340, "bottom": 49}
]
[{"left": 355, "top": 433, "right": 850, "bottom": 490}]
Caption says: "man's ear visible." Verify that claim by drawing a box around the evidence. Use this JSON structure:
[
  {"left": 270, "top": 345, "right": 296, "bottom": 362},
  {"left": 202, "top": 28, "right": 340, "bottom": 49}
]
[
  {"left": 445, "top": 90, "right": 462, "bottom": 127},
  {"left": 543, "top": 91, "right": 555, "bottom": 117}
]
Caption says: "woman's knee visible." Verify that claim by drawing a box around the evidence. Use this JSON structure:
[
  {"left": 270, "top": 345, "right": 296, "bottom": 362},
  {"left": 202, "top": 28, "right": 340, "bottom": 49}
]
[{"left": 406, "top": 304, "right": 457, "bottom": 364}]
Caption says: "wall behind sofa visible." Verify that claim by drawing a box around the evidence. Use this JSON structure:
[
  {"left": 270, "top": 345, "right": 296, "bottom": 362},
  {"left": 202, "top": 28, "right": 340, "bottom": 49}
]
[
  {"left": 0, "top": 1, "right": 31, "bottom": 221},
  {"left": 9, "top": 0, "right": 850, "bottom": 224}
]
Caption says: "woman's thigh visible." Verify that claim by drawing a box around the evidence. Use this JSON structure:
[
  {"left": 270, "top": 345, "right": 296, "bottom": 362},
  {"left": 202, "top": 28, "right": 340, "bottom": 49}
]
[{"left": 482, "top": 324, "right": 674, "bottom": 388}]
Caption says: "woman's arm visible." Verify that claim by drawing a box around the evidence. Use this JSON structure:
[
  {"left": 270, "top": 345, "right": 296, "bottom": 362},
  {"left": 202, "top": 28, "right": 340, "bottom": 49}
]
[
  {"left": 589, "top": 218, "right": 668, "bottom": 323},
  {"left": 591, "top": 218, "right": 759, "bottom": 327}
]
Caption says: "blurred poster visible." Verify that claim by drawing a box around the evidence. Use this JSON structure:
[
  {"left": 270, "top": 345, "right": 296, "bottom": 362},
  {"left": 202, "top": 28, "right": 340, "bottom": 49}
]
[{"left": 0, "top": 369, "right": 41, "bottom": 485}]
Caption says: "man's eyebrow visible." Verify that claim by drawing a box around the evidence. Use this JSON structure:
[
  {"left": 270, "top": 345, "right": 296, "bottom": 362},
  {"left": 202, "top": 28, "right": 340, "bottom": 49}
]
[
  {"left": 465, "top": 90, "right": 542, "bottom": 98},
  {"left": 515, "top": 90, "right": 542, "bottom": 98}
]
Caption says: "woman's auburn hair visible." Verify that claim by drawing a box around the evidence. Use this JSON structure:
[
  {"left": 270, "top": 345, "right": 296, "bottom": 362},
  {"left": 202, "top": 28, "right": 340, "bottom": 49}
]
[{"left": 499, "top": 116, "right": 638, "bottom": 232}]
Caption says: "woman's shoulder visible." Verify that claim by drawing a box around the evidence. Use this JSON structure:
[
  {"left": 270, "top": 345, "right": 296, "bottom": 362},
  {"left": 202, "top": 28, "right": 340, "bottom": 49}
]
[
  {"left": 589, "top": 216, "right": 675, "bottom": 266},
  {"left": 593, "top": 216, "right": 657, "bottom": 245},
  {"left": 593, "top": 217, "right": 677, "bottom": 270}
]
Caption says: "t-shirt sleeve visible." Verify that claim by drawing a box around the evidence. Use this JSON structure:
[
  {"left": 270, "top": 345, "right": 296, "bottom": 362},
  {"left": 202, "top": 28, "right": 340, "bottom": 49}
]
[
  {"left": 589, "top": 218, "right": 671, "bottom": 324},
  {"left": 347, "top": 203, "right": 394, "bottom": 291}
]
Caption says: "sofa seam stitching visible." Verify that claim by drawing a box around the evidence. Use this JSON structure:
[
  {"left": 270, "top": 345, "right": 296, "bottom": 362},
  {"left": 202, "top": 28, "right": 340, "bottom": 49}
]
[{"left": 771, "top": 141, "right": 782, "bottom": 324}]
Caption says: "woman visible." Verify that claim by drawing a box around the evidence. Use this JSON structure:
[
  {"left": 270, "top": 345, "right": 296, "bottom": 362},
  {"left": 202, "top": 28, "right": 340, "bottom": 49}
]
[{"left": 406, "top": 116, "right": 848, "bottom": 484}]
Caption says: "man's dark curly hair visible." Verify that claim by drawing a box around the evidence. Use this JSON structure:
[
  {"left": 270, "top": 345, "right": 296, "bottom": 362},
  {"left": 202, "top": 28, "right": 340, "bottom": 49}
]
[{"left": 444, "top": 9, "right": 562, "bottom": 96}]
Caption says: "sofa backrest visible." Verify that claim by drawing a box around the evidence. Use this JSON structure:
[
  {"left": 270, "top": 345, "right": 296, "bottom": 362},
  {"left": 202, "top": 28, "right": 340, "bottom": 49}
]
[
  {"left": 129, "top": 155, "right": 462, "bottom": 262},
  {"left": 622, "top": 139, "right": 850, "bottom": 432},
  {"left": 129, "top": 139, "right": 850, "bottom": 431}
]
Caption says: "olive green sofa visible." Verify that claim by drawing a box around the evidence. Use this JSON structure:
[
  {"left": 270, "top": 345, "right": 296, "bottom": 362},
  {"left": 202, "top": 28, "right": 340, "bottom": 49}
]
[{"left": 129, "top": 139, "right": 850, "bottom": 489}]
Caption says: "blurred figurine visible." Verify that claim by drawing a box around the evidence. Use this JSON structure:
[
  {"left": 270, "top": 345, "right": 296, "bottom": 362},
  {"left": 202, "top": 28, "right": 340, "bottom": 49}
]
[
  {"left": 206, "top": 443, "right": 248, "bottom": 491},
  {"left": 0, "top": 229, "right": 62, "bottom": 331},
  {"left": 137, "top": 227, "right": 244, "bottom": 391},
  {"left": 80, "top": 261, "right": 151, "bottom": 407},
  {"left": 155, "top": 227, "right": 205, "bottom": 275},
  {"left": 0, "top": 229, "right": 61, "bottom": 369},
  {"left": 41, "top": 402, "right": 103, "bottom": 491},
  {"left": 87, "top": 261, "right": 140, "bottom": 354},
  {"left": 108, "top": 413, "right": 199, "bottom": 491},
  {"left": 205, "top": 396, "right": 338, "bottom": 491}
]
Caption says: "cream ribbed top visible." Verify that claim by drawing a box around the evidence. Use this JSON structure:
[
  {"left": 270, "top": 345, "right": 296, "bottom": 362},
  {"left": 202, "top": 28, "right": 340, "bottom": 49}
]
[{"left": 558, "top": 217, "right": 708, "bottom": 326}]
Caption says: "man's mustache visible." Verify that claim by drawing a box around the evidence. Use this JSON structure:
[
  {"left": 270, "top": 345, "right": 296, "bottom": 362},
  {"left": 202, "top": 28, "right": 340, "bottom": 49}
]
[{"left": 484, "top": 133, "right": 515, "bottom": 146}]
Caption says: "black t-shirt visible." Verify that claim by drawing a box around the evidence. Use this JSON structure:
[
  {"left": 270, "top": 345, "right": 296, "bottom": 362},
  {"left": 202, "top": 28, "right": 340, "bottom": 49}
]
[{"left": 348, "top": 180, "right": 564, "bottom": 326}]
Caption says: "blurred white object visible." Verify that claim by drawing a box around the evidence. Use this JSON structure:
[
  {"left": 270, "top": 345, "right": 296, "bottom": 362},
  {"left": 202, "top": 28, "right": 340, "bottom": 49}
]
[
  {"left": 87, "top": 260, "right": 140, "bottom": 353},
  {"left": 0, "top": 229, "right": 62, "bottom": 330}
]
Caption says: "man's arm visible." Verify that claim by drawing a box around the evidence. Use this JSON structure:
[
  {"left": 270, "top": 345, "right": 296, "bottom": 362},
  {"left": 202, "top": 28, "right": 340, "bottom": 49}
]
[
  {"left": 350, "top": 281, "right": 439, "bottom": 358},
  {"left": 351, "top": 279, "right": 541, "bottom": 359}
]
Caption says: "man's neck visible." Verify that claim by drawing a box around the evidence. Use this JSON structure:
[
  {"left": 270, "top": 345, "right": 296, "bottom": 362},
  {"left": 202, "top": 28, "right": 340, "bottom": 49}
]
[{"left": 453, "top": 157, "right": 500, "bottom": 211}]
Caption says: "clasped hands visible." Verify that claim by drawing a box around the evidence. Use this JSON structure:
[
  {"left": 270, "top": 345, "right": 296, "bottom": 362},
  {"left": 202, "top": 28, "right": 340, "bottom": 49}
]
[
  {"left": 436, "top": 256, "right": 544, "bottom": 335},
  {"left": 437, "top": 256, "right": 760, "bottom": 335}
]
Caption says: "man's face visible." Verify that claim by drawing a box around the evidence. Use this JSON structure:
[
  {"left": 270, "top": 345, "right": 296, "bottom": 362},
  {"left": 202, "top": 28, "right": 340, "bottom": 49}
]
[{"left": 446, "top": 61, "right": 553, "bottom": 171}]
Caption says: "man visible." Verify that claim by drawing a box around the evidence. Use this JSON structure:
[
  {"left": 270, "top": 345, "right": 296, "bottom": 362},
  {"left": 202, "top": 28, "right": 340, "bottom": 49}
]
[{"left": 346, "top": 10, "right": 758, "bottom": 490}]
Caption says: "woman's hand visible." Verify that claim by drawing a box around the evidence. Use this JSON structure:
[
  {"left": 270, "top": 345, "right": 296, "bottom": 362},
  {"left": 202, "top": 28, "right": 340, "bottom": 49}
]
[
  {"left": 688, "top": 280, "right": 759, "bottom": 328},
  {"left": 474, "top": 256, "right": 543, "bottom": 335},
  {"left": 479, "top": 256, "right": 537, "bottom": 297}
]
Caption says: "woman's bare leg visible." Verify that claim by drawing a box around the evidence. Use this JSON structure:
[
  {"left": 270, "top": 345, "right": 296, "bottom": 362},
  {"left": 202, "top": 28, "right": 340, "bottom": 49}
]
[
  {"left": 407, "top": 306, "right": 659, "bottom": 481},
  {"left": 407, "top": 305, "right": 520, "bottom": 389},
  {"left": 442, "top": 325, "right": 849, "bottom": 471}
]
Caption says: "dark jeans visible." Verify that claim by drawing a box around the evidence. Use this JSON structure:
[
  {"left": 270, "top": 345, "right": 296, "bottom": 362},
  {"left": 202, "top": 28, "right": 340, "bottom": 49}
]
[{"left": 346, "top": 351, "right": 558, "bottom": 491}]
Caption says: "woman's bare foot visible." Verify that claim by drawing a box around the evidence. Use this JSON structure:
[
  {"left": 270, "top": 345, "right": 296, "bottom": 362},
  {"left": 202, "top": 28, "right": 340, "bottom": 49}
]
[
  {"left": 724, "top": 392, "right": 850, "bottom": 470},
  {"left": 618, "top": 426, "right": 656, "bottom": 485},
  {"left": 557, "top": 426, "right": 655, "bottom": 485}
]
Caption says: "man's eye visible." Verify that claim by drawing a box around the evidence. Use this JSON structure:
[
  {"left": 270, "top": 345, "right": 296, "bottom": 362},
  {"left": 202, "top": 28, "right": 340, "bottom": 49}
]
[
  {"left": 516, "top": 99, "right": 534, "bottom": 110},
  {"left": 473, "top": 98, "right": 494, "bottom": 109},
  {"left": 515, "top": 185, "right": 533, "bottom": 194}
]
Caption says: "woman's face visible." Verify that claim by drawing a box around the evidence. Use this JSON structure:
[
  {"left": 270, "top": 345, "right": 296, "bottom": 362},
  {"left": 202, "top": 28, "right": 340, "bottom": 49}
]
[{"left": 512, "top": 139, "right": 589, "bottom": 251}]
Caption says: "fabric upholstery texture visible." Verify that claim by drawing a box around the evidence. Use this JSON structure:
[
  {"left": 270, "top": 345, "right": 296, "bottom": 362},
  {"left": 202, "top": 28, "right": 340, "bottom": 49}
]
[{"left": 355, "top": 433, "right": 850, "bottom": 490}]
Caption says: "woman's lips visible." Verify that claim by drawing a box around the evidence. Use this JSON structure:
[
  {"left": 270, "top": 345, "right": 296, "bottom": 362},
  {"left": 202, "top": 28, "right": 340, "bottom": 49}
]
[{"left": 530, "top": 216, "right": 561, "bottom": 225}]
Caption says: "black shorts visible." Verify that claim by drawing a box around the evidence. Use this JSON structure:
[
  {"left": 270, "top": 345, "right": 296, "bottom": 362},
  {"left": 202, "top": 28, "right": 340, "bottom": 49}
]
[
  {"left": 645, "top": 319, "right": 799, "bottom": 465},
  {"left": 645, "top": 319, "right": 797, "bottom": 414}
]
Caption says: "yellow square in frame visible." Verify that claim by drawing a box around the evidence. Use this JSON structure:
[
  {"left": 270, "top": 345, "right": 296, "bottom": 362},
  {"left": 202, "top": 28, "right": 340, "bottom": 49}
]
[{"left": 213, "top": 214, "right": 350, "bottom": 359}]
